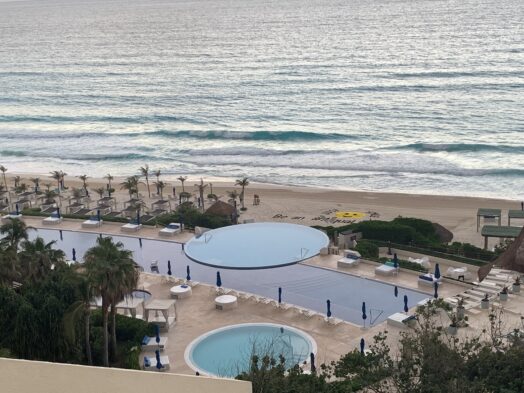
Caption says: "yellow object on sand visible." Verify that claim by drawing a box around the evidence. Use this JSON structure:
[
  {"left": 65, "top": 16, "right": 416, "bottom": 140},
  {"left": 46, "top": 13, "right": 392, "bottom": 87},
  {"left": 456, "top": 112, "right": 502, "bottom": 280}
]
[{"left": 335, "top": 211, "right": 366, "bottom": 219}]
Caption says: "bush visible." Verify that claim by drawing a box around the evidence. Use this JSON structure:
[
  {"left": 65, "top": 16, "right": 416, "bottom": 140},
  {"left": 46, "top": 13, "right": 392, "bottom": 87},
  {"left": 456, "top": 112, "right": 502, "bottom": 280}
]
[
  {"left": 354, "top": 240, "right": 379, "bottom": 259},
  {"left": 391, "top": 217, "right": 439, "bottom": 242},
  {"left": 379, "top": 257, "right": 428, "bottom": 273},
  {"left": 155, "top": 204, "right": 231, "bottom": 229}
]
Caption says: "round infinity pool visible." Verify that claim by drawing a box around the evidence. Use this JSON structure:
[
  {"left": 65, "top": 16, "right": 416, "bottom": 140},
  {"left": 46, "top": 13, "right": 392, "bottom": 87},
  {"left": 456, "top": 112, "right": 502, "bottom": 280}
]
[
  {"left": 184, "top": 222, "right": 329, "bottom": 269},
  {"left": 185, "top": 323, "right": 316, "bottom": 377}
]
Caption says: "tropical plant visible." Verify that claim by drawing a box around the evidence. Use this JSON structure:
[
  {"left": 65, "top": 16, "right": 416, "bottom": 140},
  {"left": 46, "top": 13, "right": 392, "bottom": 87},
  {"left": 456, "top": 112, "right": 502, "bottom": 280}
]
[
  {"left": 13, "top": 175, "right": 21, "bottom": 188},
  {"left": 139, "top": 164, "right": 151, "bottom": 198},
  {"left": 43, "top": 190, "right": 57, "bottom": 204},
  {"left": 78, "top": 175, "right": 89, "bottom": 193},
  {"left": 93, "top": 187, "right": 105, "bottom": 199},
  {"left": 29, "top": 177, "right": 40, "bottom": 193},
  {"left": 14, "top": 182, "right": 28, "bottom": 194},
  {"left": 0, "top": 248, "right": 19, "bottom": 287},
  {"left": 44, "top": 182, "right": 52, "bottom": 192},
  {"left": 84, "top": 237, "right": 139, "bottom": 366},
  {"left": 120, "top": 176, "right": 140, "bottom": 199},
  {"left": 235, "top": 177, "right": 250, "bottom": 210},
  {"left": 178, "top": 176, "right": 188, "bottom": 192},
  {"left": 18, "top": 237, "right": 66, "bottom": 284},
  {"left": 104, "top": 173, "right": 114, "bottom": 190},
  {"left": 154, "top": 180, "right": 166, "bottom": 199},
  {"left": 227, "top": 189, "right": 240, "bottom": 206},
  {"left": 194, "top": 178, "right": 208, "bottom": 211},
  {"left": 50, "top": 170, "right": 62, "bottom": 193},
  {"left": 154, "top": 169, "right": 161, "bottom": 194},
  {"left": 0, "top": 218, "right": 32, "bottom": 250},
  {"left": 0, "top": 165, "right": 7, "bottom": 194}
]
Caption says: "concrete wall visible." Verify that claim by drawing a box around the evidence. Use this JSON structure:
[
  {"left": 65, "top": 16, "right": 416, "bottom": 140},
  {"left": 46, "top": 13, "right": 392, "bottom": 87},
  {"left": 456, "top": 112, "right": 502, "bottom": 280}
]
[{"left": 0, "top": 358, "right": 251, "bottom": 393}]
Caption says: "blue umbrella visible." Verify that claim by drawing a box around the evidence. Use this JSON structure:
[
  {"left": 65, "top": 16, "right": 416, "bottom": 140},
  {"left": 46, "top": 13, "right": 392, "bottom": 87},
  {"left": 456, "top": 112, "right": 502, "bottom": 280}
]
[
  {"left": 72, "top": 248, "right": 76, "bottom": 262},
  {"left": 136, "top": 211, "right": 140, "bottom": 225},
  {"left": 97, "top": 209, "right": 101, "bottom": 222},
  {"left": 362, "top": 301, "right": 367, "bottom": 323},
  {"left": 434, "top": 263, "right": 441, "bottom": 279},
  {"left": 216, "top": 271, "right": 222, "bottom": 288},
  {"left": 138, "top": 238, "right": 142, "bottom": 248},
  {"left": 60, "top": 230, "right": 63, "bottom": 241},
  {"left": 434, "top": 281, "right": 439, "bottom": 299},
  {"left": 403, "top": 295, "right": 409, "bottom": 313},
  {"left": 394, "top": 286, "right": 399, "bottom": 297},
  {"left": 155, "top": 349, "right": 163, "bottom": 370},
  {"left": 326, "top": 299, "right": 332, "bottom": 318},
  {"left": 186, "top": 265, "right": 191, "bottom": 281},
  {"left": 15, "top": 203, "right": 19, "bottom": 215},
  {"left": 310, "top": 352, "right": 316, "bottom": 373},
  {"left": 278, "top": 287, "right": 282, "bottom": 304},
  {"left": 167, "top": 260, "right": 172, "bottom": 276},
  {"left": 155, "top": 324, "right": 160, "bottom": 345},
  {"left": 393, "top": 253, "right": 398, "bottom": 268},
  {"left": 56, "top": 207, "right": 60, "bottom": 218},
  {"left": 360, "top": 338, "right": 365, "bottom": 355}
]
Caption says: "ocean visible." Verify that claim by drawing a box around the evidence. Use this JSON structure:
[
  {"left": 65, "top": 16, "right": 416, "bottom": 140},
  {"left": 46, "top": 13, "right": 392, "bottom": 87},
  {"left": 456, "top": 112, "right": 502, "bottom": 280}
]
[{"left": 0, "top": 0, "right": 523, "bottom": 198}]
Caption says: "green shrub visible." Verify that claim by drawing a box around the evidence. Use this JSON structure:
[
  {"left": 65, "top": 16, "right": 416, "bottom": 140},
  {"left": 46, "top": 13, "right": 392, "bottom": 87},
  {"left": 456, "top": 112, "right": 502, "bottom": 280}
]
[
  {"left": 391, "top": 217, "right": 439, "bottom": 242},
  {"left": 155, "top": 204, "right": 231, "bottom": 229},
  {"left": 379, "top": 257, "right": 428, "bottom": 273},
  {"left": 355, "top": 240, "right": 379, "bottom": 259}
]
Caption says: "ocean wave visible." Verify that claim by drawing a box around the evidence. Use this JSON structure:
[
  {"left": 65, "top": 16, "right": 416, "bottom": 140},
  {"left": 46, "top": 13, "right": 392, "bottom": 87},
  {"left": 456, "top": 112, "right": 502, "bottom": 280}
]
[
  {"left": 0, "top": 150, "right": 27, "bottom": 157},
  {"left": 394, "top": 143, "right": 524, "bottom": 154},
  {"left": 0, "top": 115, "right": 206, "bottom": 125}
]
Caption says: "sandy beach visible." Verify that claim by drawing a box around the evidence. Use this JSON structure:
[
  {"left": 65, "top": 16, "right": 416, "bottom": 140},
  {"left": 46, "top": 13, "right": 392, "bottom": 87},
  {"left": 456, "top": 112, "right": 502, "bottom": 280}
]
[{"left": 5, "top": 171, "right": 522, "bottom": 248}]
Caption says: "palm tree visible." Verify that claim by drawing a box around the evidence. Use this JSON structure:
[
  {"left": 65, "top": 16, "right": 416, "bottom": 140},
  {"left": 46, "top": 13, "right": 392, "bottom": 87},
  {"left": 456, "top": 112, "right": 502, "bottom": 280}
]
[
  {"left": 154, "top": 170, "right": 161, "bottom": 194},
  {"left": 30, "top": 177, "right": 40, "bottom": 193},
  {"left": 227, "top": 190, "right": 240, "bottom": 208},
  {"left": 0, "top": 218, "right": 32, "bottom": 250},
  {"left": 194, "top": 179, "right": 208, "bottom": 211},
  {"left": 44, "top": 182, "right": 52, "bottom": 192},
  {"left": 154, "top": 180, "right": 166, "bottom": 199},
  {"left": 93, "top": 187, "right": 105, "bottom": 200},
  {"left": 0, "top": 247, "right": 18, "bottom": 287},
  {"left": 13, "top": 175, "right": 21, "bottom": 189},
  {"left": 60, "top": 171, "right": 67, "bottom": 190},
  {"left": 84, "top": 237, "right": 138, "bottom": 366},
  {"left": 0, "top": 166, "right": 7, "bottom": 195},
  {"left": 50, "top": 171, "right": 62, "bottom": 193},
  {"left": 43, "top": 190, "right": 57, "bottom": 205},
  {"left": 63, "top": 271, "right": 94, "bottom": 365},
  {"left": 14, "top": 182, "right": 28, "bottom": 194},
  {"left": 235, "top": 177, "right": 250, "bottom": 210},
  {"left": 139, "top": 165, "right": 151, "bottom": 198},
  {"left": 19, "top": 237, "right": 66, "bottom": 284},
  {"left": 104, "top": 174, "right": 114, "bottom": 197},
  {"left": 78, "top": 175, "right": 89, "bottom": 194},
  {"left": 178, "top": 176, "right": 187, "bottom": 192},
  {"left": 120, "top": 176, "right": 139, "bottom": 199}
]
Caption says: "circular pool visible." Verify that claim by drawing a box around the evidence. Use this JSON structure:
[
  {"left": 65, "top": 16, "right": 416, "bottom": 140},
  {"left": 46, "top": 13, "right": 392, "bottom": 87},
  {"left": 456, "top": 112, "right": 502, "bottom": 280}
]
[
  {"left": 184, "top": 222, "right": 329, "bottom": 269},
  {"left": 184, "top": 323, "right": 316, "bottom": 377}
]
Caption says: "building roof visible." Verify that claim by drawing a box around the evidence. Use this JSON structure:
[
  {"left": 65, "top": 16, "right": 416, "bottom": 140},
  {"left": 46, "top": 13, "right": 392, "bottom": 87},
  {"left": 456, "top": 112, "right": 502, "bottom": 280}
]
[
  {"left": 477, "top": 208, "right": 501, "bottom": 217},
  {"left": 508, "top": 210, "right": 524, "bottom": 220},
  {"left": 481, "top": 225, "right": 522, "bottom": 238},
  {"left": 479, "top": 226, "right": 524, "bottom": 280},
  {"left": 205, "top": 200, "right": 236, "bottom": 216}
]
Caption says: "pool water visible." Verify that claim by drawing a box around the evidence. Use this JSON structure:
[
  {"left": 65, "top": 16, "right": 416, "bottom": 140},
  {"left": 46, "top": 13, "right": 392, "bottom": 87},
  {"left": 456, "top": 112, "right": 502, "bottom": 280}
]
[
  {"left": 184, "top": 222, "right": 329, "bottom": 269},
  {"left": 185, "top": 323, "right": 316, "bottom": 377}
]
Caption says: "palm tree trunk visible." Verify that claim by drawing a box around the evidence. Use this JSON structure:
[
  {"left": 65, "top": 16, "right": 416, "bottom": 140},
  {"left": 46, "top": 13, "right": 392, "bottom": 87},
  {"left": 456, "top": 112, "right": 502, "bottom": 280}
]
[
  {"left": 146, "top": 178, "right": 150, "bottom": 198},
  {"left": 241, "top": 186, "right": 245, "bottom": 209},
  {"left": 102, "top": 305, "right": 109, "bottom": 367},
  {"left": 85, "top": 308, "right": 93, "bottom": 365},
  {"left": 110, "top": 305, "right": 117, "bottom": 361}
]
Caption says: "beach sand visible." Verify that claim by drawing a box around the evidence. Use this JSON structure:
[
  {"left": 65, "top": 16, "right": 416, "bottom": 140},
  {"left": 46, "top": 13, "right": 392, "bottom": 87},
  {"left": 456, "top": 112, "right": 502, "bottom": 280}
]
[{"left": 6, "top": 172, "right": 523, "bottom": 248}]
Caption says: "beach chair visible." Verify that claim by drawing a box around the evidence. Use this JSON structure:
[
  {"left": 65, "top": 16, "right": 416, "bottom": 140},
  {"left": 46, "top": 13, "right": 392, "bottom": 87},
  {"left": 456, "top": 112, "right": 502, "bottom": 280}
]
[
  {"left": 337, "top": 249, "right": 361, "bottom": 268},
  {"left": 141, "top": 335, "right": 168, "bottom": 351},
  {"left": 82, "top": 216, "right": 103, "bottom": 228},
  {"left": 121, "top": 222, "right": 142, "bottom": 232},
  {"left": 143, "top": 355, "right": 170, "bottom": 372},
  {"left": 42, "top": 212, "right": 62, "bottom": 225},
  {"left": 387, "top": 312, "right": 417, "bottom": 329},
  {"left": 375, "top": 263, "right": 399, "bottom": 276},
  {"left": 159, "top": 223, "right": 181, "bottom": 237}
]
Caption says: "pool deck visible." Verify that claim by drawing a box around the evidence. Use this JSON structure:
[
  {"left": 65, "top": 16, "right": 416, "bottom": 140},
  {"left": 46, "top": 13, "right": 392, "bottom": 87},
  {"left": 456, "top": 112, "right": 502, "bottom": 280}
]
[{"left": 20, "top": 216, "right": 524, "bottom": 376}]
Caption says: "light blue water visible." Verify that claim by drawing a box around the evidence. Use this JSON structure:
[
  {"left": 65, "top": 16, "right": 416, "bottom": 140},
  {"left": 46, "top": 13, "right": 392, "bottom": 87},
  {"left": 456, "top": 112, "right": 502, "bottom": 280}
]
[
  {"left": 185, "top": 223, "right": 329, "bottom": 269},
  {"left": 1, "top": 0, "right": 522, "bottom": 198},
  {"left": 188, "top": 324, "right": 314, "bottom": 377},
  {"left": 30, "top": 228, "right": 429, "bottom": 325}
]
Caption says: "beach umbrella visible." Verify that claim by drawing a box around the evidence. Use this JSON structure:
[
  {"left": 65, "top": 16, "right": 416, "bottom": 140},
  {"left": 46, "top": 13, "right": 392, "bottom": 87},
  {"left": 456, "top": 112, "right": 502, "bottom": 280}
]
[
  {"left": 360, "top": 338, "right": 365, "bottom": 355},
  {"left": 310, "top": 352, "right": 316, "bottom": 373},
  {"left": 394, "top": 286, "right": 399, "bottom": 297},
  {"left": 362, "top": 301, "right": 367, "bottom": 324},
  {"left": 136, "top": 210, "right": 140, "bottom": 225},
  {"left": 139, "top": 238, "right": 142, "bottom": 248},
  {"left": 186, "top": 265, "right": 191, "bottom": 281},
  {"left": 60, "top": 230, "right": 63, "bottom": 241},
  {"left": 393, "top": 253, "right": 399, "bottom": 268},
  {"left": 167, "top": 260, "right": 172, "bottom": 276},
  {"left": 434, "top": 281, "right": 439, "bottom": 299},
  {"left": 326, "top": 299, "right": 332, "bottom": 318},
  {"left": 57, "top": 207, "right": 61, "bottom": 218},
  {"left": 155, "top": 349, "right": 163, "bottom": 370},
  {"left": 72, "top": 248, "right": 76, "bottom": 262},
  {"left": 97, "top": 209, "right": 101, "bottom": 222},
  {"left": 155, "top": 324, "right": 160, "bottom": 345},
  {"left": 216, "top": 271, "right": 222, "bottom": 288},
  {"left": 434, "top": 263, "right": 441, "bottom": 279},
  {"left": 15, "top": 203, "right": 19, "bottom": 215},
  {"left": 278, "top": 287, "right": 282, "bottom": 304},
  {"left": 403, "top": 295, "right": 409, "bottom": 313}
]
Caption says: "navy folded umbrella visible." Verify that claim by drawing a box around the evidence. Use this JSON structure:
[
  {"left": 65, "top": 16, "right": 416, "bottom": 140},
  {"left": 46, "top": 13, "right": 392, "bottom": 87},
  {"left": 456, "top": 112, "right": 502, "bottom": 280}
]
[
  {"left": 326, "top": 299, "right": 332, "bottom": 318},
  {"left": 434, "top": 263, "right": 441, "bottom": 279},
  {"left": 15, "top": 203, "right": 19, "bottom": 215},
  {"left": 434, "top": 281, "right": 439, "bottom": 299},
  {"left": 56, "top": 207, "right": 61, "bottom": 219},
  {"left": 278, "top": 287, "right": 282, "bottom": 304},
  {"left": 138, "top": 238, "right": 142, "bottom": 248},
  {"left": 186, "top": 265, "right": 191, "bottom": 281},
  {"left": 155, "top": 349, "right": 163, "bottom": 369},
  {"left": 72, "top": 248, "right": 76, "bottom": 262},
  {"left": 136, "top": 211, "right": 141, "bottom": 225},
  {"left": 155, "top": 324, "right": 160, "bottom": 344},
  {"left": 360, "top": 338, "right": 365, "bottom": 355},
  {"left": 393, "top": 253, "right": 399, "bottom": 268},
  {"left": 60, "top": 230, "right": 63, "bottom": 241},
  {"left": 167, "top": 260, "right": 172, "bottom": 276},
  {"left": 97, "top": 209, "right": 101, "bottom": 222},
  {"left": 403, "top": 295, "right": 409, "bottom": 313},
  {"left": 310, "top": 352, "right": 316, "bottom": 373},
  {"left": 394, "top": 285, "right": 399, "bottom": 297},
  {"left": 216, "top": 271, "right": 222, "bottom": 288},
  {"left": 362, "top": 301, "right": 367, "bottom": 323}
]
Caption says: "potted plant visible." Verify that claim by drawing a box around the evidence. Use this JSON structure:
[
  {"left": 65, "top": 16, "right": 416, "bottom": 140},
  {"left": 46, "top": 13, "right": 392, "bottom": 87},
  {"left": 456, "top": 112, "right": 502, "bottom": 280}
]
[
  {"left": 456, "top": 297, "right": 466, "bottom": 320},
  {"left": 481, "top": 293, "right": 490, "bottom": 309},
  {"left": 499, "top": 286, "right": 509, "bottom": 302},
  {"left": 448, "top": 314, "right": 458, "bottom": 335},
  {"left": 513, "top": 276, "right": 521, "bottom": 294}
]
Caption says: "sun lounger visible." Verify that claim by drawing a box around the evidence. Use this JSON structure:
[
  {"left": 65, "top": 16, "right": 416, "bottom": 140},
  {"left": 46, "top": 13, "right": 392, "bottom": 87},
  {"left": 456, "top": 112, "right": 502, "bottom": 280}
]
[
  {"left": 141, "top": 335, "right": 168, "bottom": 350},
  {"left": 408, "top": 256, "right": 431, "bottom": 269},
  {"left": 121, "top": 222, "right": 142, "bottom": 232},
  {"left": 1, "top": 213, "right": 23, "bottom": 222},
  {"left": 375, "top": 264, "right": 399, "bottom": 276},
  {"left": 82, "top": 216, "right": 103, "bottom": 228},
  {"left": 337, "top": 250, "right": 361, "bottom": 268},
  {"left": 143, "top": 355, "right": 170, "bottom": 371},
  {"left": 418, "top": 273, "right": 442, "bottom": 286},
  {"left": 387, "top": 312, "right": 417, "bottom": 328},
  {"left": 159, "top": 223, "right": 181, "bottom": 237},
  {"left": 446, "top": 267, "right": 472, "bottom": 281},
  {"left": 43, "top": 213, "right": 62, "bottom": 225}
]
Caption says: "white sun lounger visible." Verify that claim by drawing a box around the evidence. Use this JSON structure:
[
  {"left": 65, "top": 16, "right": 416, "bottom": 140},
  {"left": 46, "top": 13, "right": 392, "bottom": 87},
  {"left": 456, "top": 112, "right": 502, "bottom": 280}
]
[
  {"left": 1, "top": 213, "right": 23, "bottom": 222},
  {"left": 375, "top": 264, "right": 399, "bottom": 276},
  {"left": 121, "top": 223, "right": 142, "bottom": 232},
  {"left": 143, "top": 355, "right": 170, "bottom": 371},
  {"left": 337, "top": 250, "right": 361, "bottom": 268},
  {"left": 159, "top": 223, "right": 181, "bottom": 236},
  {"left": 387, "top": 312, "right": 416, "bottom": 328},
  {"left": 43, "top": 215, "right": 62, "bottom": 225},
  {"left": 82, "top": 218, "right": 103, "bottom": 228},
  {"left": 141, "top": 336, "right": 168, "bottom": 351}
]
